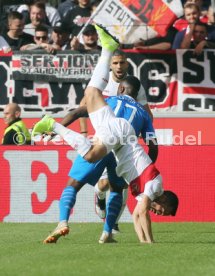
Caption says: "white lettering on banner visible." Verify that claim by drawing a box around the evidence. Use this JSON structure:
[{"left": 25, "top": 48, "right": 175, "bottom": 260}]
[
  {"left": 1, "top": 149, "right": 132, "bottom": 222},
  {"left": 0, "top": 61, "right": 12, "bottom": 102},
  {"left": 138, "top": 59, "right": 170, "bottom": 103},
  {"left": 177, "top": 49, "right": 215, "bottom": 111},
  {"left": 4, "top": 151, "right": 59, "bottom": 222}
]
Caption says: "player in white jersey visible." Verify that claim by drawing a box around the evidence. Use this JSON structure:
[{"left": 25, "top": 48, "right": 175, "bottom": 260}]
[
  {"left": 93, "top": 50, "right": 153, "bottom": 233},
  {"left": 32, "top": 26, "right": 178, "bottom": 243}
]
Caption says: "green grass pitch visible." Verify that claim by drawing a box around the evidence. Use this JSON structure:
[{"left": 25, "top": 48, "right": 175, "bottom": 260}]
[{"left": 0, "top": 222, "right": 215, "bottom": 276}]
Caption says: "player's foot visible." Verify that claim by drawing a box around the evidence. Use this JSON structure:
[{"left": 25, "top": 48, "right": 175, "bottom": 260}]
[
  {"left": 43, "top": 221, "right": 69, "bottom": 244},
  {"left": 112, "top": 224, "right": 120, "bottom": 235},
  {"left": 95, "top": 195, "right": 106, "bottom": 219},
  {"left": 95, "top": 25, "right": 119, "bottom": 52},
  {"left": 99, "top": 231, "right": 117, "bottom": 244},
  {"left": 32, "top": 115, "right": 55, "bottom": 137}
]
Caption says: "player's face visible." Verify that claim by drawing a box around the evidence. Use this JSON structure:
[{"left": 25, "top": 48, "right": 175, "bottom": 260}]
[
  {"left": 150, "top": 202, "right": 172, "bottom": 216},
  {"left": 110, "top": 55, "right": 129, "bottom": 81}
]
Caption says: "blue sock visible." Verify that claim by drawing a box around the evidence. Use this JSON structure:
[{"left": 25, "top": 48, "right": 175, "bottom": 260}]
[
  {"left": 59, "top": 186, "right": 77, "bottom": 221},
  {"left": 104, "top": 192, "right": 122, "bottom": 233}
]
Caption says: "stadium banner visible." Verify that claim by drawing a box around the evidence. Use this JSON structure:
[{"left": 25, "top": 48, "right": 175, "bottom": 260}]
[
  {"left": 12, "top": 50, "right": 100, "bottom": 82},
  {"left": 177, "top": 49, "right": 215, "bottom": 112},
  {"left": 91, "top": 0, "right": 183, "bottom": 43},
  {"left": 0, "top": 49, "right": 215, "bottom": 114},
  {"left": 1, "top": 145, "right": 215, "bottom": 223},
  {"left": 1, "top": 116, "right": 215, "bottom": 146}
]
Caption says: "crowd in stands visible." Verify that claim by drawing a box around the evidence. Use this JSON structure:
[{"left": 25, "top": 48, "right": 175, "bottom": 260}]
[{"left": 0, "top": 0, "right": 214, "bottom": 53}]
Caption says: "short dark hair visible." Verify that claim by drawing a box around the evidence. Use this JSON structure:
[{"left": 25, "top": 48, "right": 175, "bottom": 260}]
[
  {"left": 8, "top": 11, "right": 23, "bottom": 22},
  {"left": 30, "top": 2, "right": 46, "bottom": 12},
  {"left": 163, "top": 190, "right": 179, "bottom": 216},
  {"left": 112, "top": 49, "right": 127, "bottom": 58},
  {"left": 194, "top": 21, "right": 208, "bottom": 32},
  {"left": 122, "top": 75, "right": 141, "bottom": 98},
  {"left": 35, "top": 24, "right": 48, "bottom": 34}
]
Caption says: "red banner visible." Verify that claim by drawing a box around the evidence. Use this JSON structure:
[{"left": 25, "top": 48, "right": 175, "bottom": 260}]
[{"left": 0, "top": 145, "right": 215, "bottom": 222}]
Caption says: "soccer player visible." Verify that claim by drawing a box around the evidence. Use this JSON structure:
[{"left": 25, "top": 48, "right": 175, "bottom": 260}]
[
  {"left": 32, "top": 26, "right": 178, "bottom": 244},
  {"left": 40, "top": 78, "right": 157, "bottom": 244},
  {"left": 80, "top": 49, "right": 153, "bottom": 233}
]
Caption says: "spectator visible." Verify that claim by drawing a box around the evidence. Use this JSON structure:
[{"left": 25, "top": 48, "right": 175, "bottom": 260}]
[
  {"left": 206, "top": 6, "right": 215, "bottom": 41},
  {"left": 21, "top": 24, "right": 58, "bottom": 53},
  {"left": 63, "top": 0, "right": 92, "bottom": 37},
  {"left": 18, "top": 0, "right": 61, "bottom": 27},
  {"left": 16, "top": 0, "right": 34, "bottom": 25},
  {"left": 23, "top": 1, "right": 50, "bottom": 36},
  {"left": 51, "top": 21, "right": 71, "bottom": 50},
  {"left": 174, "top": 1, "right": 204, "bottom": 31},
  {"left": 2, "top": 11, "right": 34, "bottom": 51},
  {"left": 172, "top": 3, "right": 201, "bottom": 49},
  {"left": 39, "top": 0, "right": 61, "bottom": 26},
  {"left": 0, "top": 1, "right": 28, "bottom": 32},
  {"left": 70, "top": 24, "right": 101, "bottom": 50},
  {"left": 57, "top": 0, "right": 77, "bottom": 18},
  {"left": 132, "top": 26, "right": 177, "bottom": 50},
  {"left": 179, "top": 21, "right": 215, "bottom": 54},
  {"left": 2, "top": 103, "right": 31, "bottom": 145}
]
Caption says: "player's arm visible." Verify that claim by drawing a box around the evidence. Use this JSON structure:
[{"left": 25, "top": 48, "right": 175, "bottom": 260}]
[
  {"left": 143, "top": 103, "right": 153, "bottom": 121},
  {"left": 133, "top": 204, "right": 147, "bottom": 243},
  {"left": 137, "top": 84, "right": 153, "bottom": 121},
  {"left": 79, "top": 96, "right": 88, "bottom": 135},
  {"left": 145, "top": 138, "right": 158, "bottom": 163},
  {"left": 137, "top": 195, "right": 154, "bottom": 243},
  {"left": 60, "top": 106, "right": 88, "bottom": 127},
  {"left": 141, "top": 113, "right": 158, "bottom": 162}
]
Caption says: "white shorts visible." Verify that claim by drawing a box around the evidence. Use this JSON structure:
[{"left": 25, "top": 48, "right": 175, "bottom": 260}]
[
  {"left": 100, "top": 168, "right": 108, "bottom": 180},
  {"left": 89, "top": 105, "right": 135, "bottom": 154}
]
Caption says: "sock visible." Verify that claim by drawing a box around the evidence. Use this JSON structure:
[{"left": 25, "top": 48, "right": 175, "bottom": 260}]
[
  {"left": 53, "top": 122, "right": 92, "bottom": 157},
  {"left": 104, "top": 192, "right": 122, "bottom": 233},
  {"left": 87, "top": 48, "right": 112, "bottom": 92},
  {"left": 59, "top": 186, "right": 77, "bottom": 222},
  {"left": 115, "top": 188, "right": 128, "bottom": 224},
  {"left": 94, "top": 183, "right": 106, "bottom": 200}
]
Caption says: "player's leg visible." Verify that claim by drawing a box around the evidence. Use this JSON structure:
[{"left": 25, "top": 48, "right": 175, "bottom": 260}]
[
  {"left": 99, "top": 190, "right": 122, "bottom": 244},
  {"left": 98, "top": 153, "right": 126, "bottom": 243},
  {"left": 94, "top": 172, "right": 109, "bottom": 219},
  {"left": 85, "top": 25, "right": 119, "bottom": 114},
  {"left": 43, "top": 177, "right": 84, "bottom": 243},
  {"left": 112, "top": 187, "right": 128, "bottom": 234}
]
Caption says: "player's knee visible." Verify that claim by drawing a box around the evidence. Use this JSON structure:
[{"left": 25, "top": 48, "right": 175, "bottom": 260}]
[
  {"left": 84, "top": 151, "right": 97, "bottom": 162},
  {"left": 66, "top": 178, "right": 83, "bottom": 191},
  {"left": 84, "top": 145, "right": 107, "bottom": 163},
  {"left": 98, "top": 179, "right": 110, "bottom": 191}
]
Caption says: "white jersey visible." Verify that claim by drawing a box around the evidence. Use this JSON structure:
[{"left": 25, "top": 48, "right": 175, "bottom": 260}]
[
  {"left": 114, "top": 142, "right": 152, "bottom": 184},
  {"left": 102, "top": 71, "right": 148, "bottom": 106},
  {"left": 114, "top": 143, "right": 163, "bottom": 201}
]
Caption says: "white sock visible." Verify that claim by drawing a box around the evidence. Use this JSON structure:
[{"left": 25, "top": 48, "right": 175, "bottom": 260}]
[
  {"left": 95, "top": 183, "right": 106, "bottom": 200},
  {"left": 87, "top": 48, "right": 112, "bottom": 92},
  {"left": 53, "top": 122, "right": 91, "bottom": 157}
]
